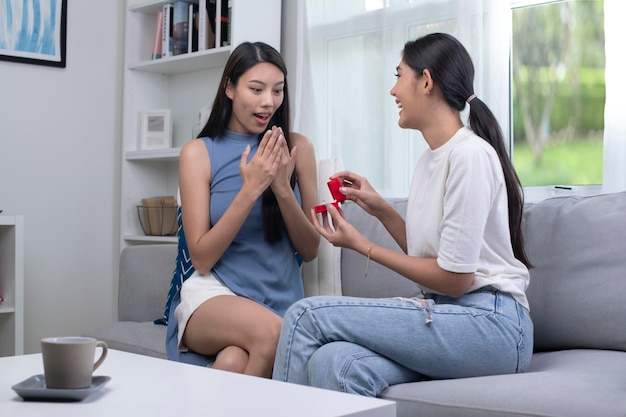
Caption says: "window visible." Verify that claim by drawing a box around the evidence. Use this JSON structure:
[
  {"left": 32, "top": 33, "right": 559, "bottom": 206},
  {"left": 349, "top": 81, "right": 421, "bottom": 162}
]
[{"left": 511, "top": 0, "right": 605, "bottom": 197}]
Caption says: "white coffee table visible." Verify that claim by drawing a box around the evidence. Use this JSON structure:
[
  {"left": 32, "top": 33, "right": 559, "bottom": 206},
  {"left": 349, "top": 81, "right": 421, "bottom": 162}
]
[{"left": 1, "top": 349, "right": 395, "bottom": 416}]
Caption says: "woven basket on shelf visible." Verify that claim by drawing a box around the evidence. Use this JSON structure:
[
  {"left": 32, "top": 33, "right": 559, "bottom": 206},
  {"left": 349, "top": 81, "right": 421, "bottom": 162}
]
[{"left": 137, "top": 196, "right": 178, "bottom": 236}]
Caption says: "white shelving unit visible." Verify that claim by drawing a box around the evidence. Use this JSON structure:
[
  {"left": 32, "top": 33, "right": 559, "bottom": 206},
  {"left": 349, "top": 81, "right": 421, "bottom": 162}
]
[
  {"left": 0, "top": 215, "right": 24, "bottom": 357},
  {"left": 121, "top": 0, "right": 281, "bottom": 246}
]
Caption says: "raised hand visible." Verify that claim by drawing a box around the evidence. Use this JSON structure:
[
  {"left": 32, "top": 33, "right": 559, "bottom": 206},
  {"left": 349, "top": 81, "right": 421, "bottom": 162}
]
[
  {"left": 239, "top": 127, "right": 283, "bottom": 198},
  {"left": 270, "top": 127, "right": 297, "bottom": 195}
]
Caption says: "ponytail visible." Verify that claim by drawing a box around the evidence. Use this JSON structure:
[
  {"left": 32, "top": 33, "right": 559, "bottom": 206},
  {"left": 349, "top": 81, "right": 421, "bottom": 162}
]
[{"left": 467, "top": 98, "right": 531, "bottom": 267}]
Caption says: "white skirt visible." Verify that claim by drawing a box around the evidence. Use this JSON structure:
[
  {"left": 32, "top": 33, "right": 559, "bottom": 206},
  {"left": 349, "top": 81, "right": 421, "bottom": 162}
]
[{"left": 174, "top": 270, "right": 236, "bottom": 351}]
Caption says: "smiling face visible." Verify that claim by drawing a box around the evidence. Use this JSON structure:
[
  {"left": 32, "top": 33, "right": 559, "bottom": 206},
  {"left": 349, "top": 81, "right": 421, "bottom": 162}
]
[
  {"left": 225, "top": 62, "right": 285, "bottom": 134},
  {"left": 389, "top": 59, "right": 429, "bottom": 130}
]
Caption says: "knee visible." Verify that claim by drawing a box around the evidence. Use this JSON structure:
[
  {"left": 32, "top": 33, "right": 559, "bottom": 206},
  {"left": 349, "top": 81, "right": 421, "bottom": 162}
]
[
  {"left": 283, "top": 298, "right": 310, "bottom": 323},
  {"left": 213, "top": 346, "right": 249, "bottom": 374},
  {"left": 251, "top": 316, "right": 282, "bottom": 361},
  {"left": 282, "top": 296, "right": 326, "bottom": 330}
]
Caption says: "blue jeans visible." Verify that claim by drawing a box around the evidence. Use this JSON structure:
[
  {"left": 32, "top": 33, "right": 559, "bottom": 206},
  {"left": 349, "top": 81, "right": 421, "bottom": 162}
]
[{"left": 272, "top": 288, "right": 533, "bottom": 397}]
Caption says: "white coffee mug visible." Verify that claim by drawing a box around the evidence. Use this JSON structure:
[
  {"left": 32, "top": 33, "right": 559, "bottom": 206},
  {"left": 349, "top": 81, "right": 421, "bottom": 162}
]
[{"left": 41, "top": 336, "right": 108, "bottom": 389}]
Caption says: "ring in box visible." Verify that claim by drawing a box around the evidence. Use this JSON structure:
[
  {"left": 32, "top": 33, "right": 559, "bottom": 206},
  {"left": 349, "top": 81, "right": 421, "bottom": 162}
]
[{"left": 314, "top": 178, "right": 347, "bottom": 213}]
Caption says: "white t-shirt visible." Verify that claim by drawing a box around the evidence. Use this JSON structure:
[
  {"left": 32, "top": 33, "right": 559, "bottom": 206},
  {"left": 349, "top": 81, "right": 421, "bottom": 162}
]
[{"left": 406, "top": 127, "right": 530, "bottom": 310}]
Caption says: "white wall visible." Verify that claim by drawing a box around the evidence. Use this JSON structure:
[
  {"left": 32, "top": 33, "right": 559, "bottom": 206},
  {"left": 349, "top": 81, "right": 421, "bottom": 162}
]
[{"left": 0, "top": 1, "right": 124, "bottom": 353}]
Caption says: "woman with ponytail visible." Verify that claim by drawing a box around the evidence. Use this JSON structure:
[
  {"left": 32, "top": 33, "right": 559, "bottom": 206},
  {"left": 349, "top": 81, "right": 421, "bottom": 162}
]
[{"left": 273, "top": 33, "right": 533, "bottom": 397}]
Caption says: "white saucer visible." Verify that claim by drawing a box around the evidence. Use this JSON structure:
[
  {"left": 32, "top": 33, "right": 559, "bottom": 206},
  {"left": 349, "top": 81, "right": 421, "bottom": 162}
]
[{"left": 12, "top": 374, "right": 111, "bottom": 402}]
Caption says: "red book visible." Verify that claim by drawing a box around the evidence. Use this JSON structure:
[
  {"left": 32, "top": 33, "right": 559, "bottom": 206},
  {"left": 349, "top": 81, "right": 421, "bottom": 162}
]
[{"left": 151, "top": 10, "right": 163, "bottom": 59}]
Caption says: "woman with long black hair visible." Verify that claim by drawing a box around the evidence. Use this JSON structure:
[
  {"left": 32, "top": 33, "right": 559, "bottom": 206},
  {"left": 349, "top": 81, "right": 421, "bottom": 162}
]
[
  {"left": 171, "top": 41, "right": 319, "bottom": 377},
  {"left": 273, "top": 33, "right": 533, "bottom": 396}
]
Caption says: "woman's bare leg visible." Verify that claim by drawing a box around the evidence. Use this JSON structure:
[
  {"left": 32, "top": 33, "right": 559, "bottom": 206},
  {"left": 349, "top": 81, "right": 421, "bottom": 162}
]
[
  {"left": 183, "top": 295, "right": 282, "bottom": 378},
  {"left": 213, "top": 345, "right": 249, "bottom": 373}
]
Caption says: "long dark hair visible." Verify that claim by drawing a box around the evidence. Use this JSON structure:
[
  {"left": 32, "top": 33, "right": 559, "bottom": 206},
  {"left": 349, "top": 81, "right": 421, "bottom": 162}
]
[
  {"left": 198, "top": 41, "right": 294, "bottom": 243},
  {"left": 402, "top": 33, "right": 531, "bottom": 267}
]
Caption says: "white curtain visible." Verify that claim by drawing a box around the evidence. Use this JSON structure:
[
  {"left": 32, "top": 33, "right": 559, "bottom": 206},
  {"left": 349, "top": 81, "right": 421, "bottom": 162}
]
[{"left": 294, "top": 0, "right": 512, "bottom": 197}]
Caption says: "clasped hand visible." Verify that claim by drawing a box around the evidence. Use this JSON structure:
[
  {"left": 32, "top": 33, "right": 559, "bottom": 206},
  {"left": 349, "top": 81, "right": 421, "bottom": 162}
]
[{"left": 239, "top": 126, "right": 296, "bottom": 197}]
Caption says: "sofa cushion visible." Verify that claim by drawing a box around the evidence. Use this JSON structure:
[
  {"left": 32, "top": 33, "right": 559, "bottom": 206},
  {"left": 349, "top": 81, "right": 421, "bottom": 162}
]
[
  {"left": 382, "top": 349, "right": 626, "bottom": 417},
  {"left": 522, "top": 192, "right": 626, "bottom": 352},
  {"left": 341, "top": 199, "right": 422, "bottom": 298},
  {"left": 118, "top": 244, "right": 177, "bottom": 322},
  {"left": 83, "top": 321, "right": 167, "bottom": 360}
]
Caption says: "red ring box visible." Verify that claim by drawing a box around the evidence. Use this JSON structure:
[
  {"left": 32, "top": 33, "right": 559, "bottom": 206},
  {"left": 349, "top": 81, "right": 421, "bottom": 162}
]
[{"left": 314, "top": 178, "right": 346, "bottom": 213}]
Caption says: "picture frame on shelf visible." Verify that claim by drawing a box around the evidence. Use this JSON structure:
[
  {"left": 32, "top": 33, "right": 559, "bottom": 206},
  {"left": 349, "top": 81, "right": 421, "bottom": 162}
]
[
  {"left": 140, "top": 109, "right": 172, "bottom": 150},
  {"left": 0, "top": 0, "right": 67, "bottom": 68}
]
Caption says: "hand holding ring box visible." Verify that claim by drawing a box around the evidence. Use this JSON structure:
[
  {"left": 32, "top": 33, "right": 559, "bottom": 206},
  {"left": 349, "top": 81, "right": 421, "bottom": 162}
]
[
  {"left": 314, "top": 178, "right": 347, "bottom": 213},
  {"left": 41, "top": 336, "right": 108, "bottom": 389}
]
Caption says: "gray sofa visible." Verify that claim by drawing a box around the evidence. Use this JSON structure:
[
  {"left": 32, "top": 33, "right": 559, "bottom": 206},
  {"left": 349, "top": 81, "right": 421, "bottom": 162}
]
[
  {"left": 85, "top": 191, "right": 626, "bottom": 417},
  {"left": 341, "top": 193, "right": 626, "bottom": 417},
  {"left": 83, "top": 243, "right": 173, "bottom": 359}
]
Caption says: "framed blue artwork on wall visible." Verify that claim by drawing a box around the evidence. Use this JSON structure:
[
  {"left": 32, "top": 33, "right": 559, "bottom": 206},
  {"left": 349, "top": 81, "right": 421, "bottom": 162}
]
[{"left": 0, "top": 0, "right": 67, "bottom": 68}]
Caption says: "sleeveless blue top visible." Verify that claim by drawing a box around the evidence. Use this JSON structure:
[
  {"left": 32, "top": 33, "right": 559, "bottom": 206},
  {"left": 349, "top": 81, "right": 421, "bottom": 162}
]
[{"left": 203, "top": 129, "right": 303, "bottom": 316}]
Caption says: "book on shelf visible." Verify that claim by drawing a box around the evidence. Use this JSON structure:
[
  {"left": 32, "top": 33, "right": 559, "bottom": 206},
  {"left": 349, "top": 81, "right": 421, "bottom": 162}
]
[
  {"left": 200, "top": 0, "right": 234, "bottom": 51},
  {"left": 173, "top": 1, "right": 190, "bottom": 55},
  {"left": 207, "top": 0, "right": 230, "bottom": 47},
  {"left": 161, "top": 3, "right": 174, "bottom": 57},
  {"left": 221, "top": 0, "right": 231, "bottom": 46},
  {"left": 198, "top": 0, "right": 210, "bottom": 51},
  {"left": 207, "top": 0, "right": 217, "bottom": 47},
  {"left": 151, "top": 10, "right": 163, "bottom": 59},
  {"left": 188, "top": 2, "right": 199, "bottom": 53},
  {"left": 225, "top": 0, "right": 231, "bottom": 46}
]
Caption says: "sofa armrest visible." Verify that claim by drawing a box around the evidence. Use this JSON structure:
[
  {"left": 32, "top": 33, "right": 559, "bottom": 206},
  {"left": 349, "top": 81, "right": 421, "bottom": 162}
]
[{"left": 302, "top": 158, "right": 344, "bottom": 296}]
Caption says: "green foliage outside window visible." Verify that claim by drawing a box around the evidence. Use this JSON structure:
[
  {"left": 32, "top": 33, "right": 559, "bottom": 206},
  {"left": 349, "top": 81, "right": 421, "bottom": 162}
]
[
  {"left": 512, "top": 0, "right": 604, "bottom": 186},
  {"left": 513, "top": 67, "right": 605, "bottom": 139}
]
